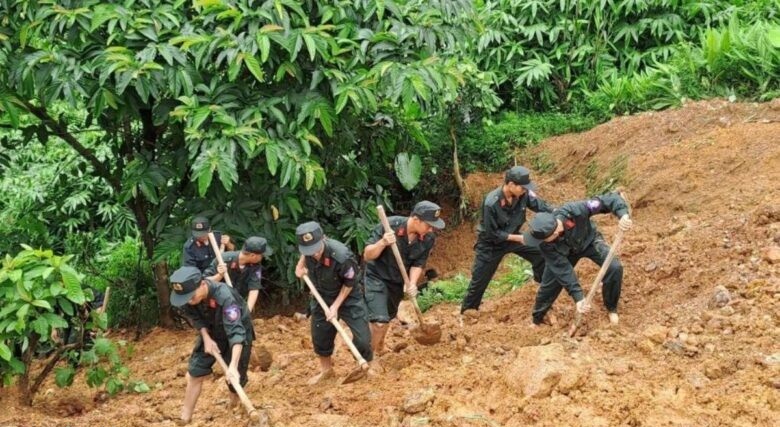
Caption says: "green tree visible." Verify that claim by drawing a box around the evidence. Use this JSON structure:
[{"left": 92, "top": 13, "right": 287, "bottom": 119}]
[{"left": 0, "top": 0, "right": 473, "bottom": 322}]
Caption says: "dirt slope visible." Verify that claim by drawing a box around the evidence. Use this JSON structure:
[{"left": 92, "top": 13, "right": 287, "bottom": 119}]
[{"left": 2, "top": 99, "right": 779, "bottom": 427}]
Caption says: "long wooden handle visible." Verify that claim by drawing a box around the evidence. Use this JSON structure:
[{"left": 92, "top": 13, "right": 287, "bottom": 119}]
[
  {"left": 376, "top": 206, "right": 426, "bottom": 324},
  {"left": 213, "top": 350, "right": 258, "bottom": 418},
  {"left": 208, "top": 232, "right": 233, "bottom": 288},
  {"left": 572, "top": 191, "right": 631, "bottom": 330},
  {"left": 302, "top": 274, "right": 368, "bottom": 368}
]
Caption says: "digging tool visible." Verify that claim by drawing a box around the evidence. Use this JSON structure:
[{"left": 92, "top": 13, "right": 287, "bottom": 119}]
[
  {"left": 376, "top": 206, "right": 442, "bottom": 345},
  {"left": 302, "top": 274, "right": 368, "bottom": 384},
  {"left": 568, "top": 191, "right": 631, "bottom": 337},
  {"left": 207, "top": 232, "right": 234, "bottom": 288},
  {"left": 212, "top": 351, "right": 269, "bottom": 426}
]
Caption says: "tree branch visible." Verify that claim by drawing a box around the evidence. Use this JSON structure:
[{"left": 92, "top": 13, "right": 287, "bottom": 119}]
[
  {"left": 16, "top": 99, "right": 121, "bottom": 191},
  {"left": 30, "top": 342, "right": 80, "bottom": 398}
]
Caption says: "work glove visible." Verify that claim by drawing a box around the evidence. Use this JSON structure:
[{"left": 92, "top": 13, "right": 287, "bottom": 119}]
[{"left": 618, "top": 215, "right": 632, "bottom": 231}]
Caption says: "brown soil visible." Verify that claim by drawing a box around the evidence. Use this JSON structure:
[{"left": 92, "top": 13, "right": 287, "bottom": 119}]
[{"left": 2, "top": 99, "right": 779, "bottom": 426}]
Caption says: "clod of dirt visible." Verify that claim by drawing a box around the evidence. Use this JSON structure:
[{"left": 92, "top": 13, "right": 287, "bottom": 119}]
[
  {"left": 251, "top": 345, "right": 273, "bottom": 372},
  {"left": 402, "top": 388, "right": 435, "bottom": 414}
]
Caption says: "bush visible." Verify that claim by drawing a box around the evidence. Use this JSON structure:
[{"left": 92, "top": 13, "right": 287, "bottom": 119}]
[
  {"left": 457, "top": 112, "right": 599, "bottom": 172},
  {"left": 80, "top": 237, "right": 157, "bottom": 329}
]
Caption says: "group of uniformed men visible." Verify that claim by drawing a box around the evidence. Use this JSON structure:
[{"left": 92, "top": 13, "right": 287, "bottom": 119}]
[{"left": 167, "top": 166, "right": 632, "bottom": 424}]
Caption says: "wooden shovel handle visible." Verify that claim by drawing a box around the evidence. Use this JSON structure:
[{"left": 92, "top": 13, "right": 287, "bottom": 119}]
[
  {"left": 212, "top": 350, "right": 258, "bottom": 418},
  {"left": 208, "top": 232, "right": 233, "bottom": 288},
  {"left": 571, "top": 191, "right": 632, "bottom": 334},
  {"left": 302, "top": 274, "right": 368, "bottom": 368},
  {"left": 376, "top": 206, "right": 426, "bottom": 325}
]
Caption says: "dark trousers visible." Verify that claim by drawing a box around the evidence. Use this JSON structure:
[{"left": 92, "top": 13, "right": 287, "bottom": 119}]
[
  {"left": 461, "top": 240, "right": 545, "bottom": 313},
  {"left": 311, "top": 299, "right": 373, "bottom": 362},
  {"left": 531, "top": 237, "right": 623, "bottom": 324}
]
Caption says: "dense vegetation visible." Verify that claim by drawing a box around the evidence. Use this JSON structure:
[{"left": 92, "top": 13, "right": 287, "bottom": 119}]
[{"left": 0, "top": 1, "right": 778, "bottom": 334}]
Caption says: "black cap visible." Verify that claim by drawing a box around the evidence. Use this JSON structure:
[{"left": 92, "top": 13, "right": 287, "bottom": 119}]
[
  {"left": 523, "top": 213, "right": 558, "bottom": 247},
  {"left": 191, "top": 216, "right": 211, "bottom": 238},
  {"left": 169, "top": 266, "right": 203, "bottom": 307},
  {"left": 296, "top": 221, "right": 324, "bottom": 256},
  {"left": 243, "top": 236, "right": 272, "bottom": 256},
  {"left": 505, "top": 166, "right": 537, "bottom": 192},
  {"left": 411, "top": 201, "right": 445, "bottom": 229}
]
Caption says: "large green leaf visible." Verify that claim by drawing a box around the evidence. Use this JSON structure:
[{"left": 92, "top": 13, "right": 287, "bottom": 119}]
[{"left": 394, "top": 153, "right": 422, "bottom": 191}]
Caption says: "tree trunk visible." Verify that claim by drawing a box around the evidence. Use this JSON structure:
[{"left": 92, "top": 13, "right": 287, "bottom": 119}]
[
  {"left": 17, "top": 335, "right": 39, "bottom": 406},
  {"left": 153, "top": 261, "right": 173, "bottom": 327},
  {"left": 449, "top": 115, "right": 468, "bottom": 220}
]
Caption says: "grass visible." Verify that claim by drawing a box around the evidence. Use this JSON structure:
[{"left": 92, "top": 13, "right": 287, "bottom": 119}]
[{"left": 417, "top": 257, "right": 532, "bottom": 312}]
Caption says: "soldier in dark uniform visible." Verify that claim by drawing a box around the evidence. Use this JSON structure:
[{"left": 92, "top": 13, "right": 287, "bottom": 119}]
[
  {"left": 182, "top": 216, "right": 234, "bottom": 272},
  {"left": 523, "top": 192, "right": 633, "bottom": 326},
  {"left": 204, "top": 236, "right": 272, "bottom": 313},
  {"left": 363, "top": 201, "right": 445, "bottom": 355},
  {"left": 294, "top": 221, "right": 374, "bottom": 384},
  {"left": 169, "top": 266, "right": 254, "bottom": 424},
  {"left": 461, "top": 166, "right": 553, "bottom": 315}
]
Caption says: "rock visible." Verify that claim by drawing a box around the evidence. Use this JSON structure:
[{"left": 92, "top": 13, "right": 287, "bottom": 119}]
[
  {"left": 762, "top": 246, "right": 780, "bottom": 264},
  {"left": 403, "top": 388, "right": 435, "bottom": 414},
  {"left": 663, "top": 339, "right": 685, "bottom": 355},
  {"left": 392, "top": 342, "right": 409, "bottom": 353},
  {"left": 638, "top": 339, "right": 655, "bottom": 354},
  {"left": 704, "top": 361, "right": 734, "bottom": 380},
  {"left": 708, "top": 286, "right": 731, "bottom": 309},
  {"left": 558, "top": 369, "right": 585, "bottom": 394},
  {"left": 719, "top": 306, "right": 735, "bottom": 317},
  {"left": 319, "top": 397, "right": 333, "bottom": 411},
  {"left": 643, "top": 324, "right": 669, "bottom": 344},
  {"left": 504, "top": 343, "right": 569, "bottom": 398},
  {"left": 606, "top": 360, "right": 630, "bottom": 376},
  {"left": 761, "top": 353, "right": 780, "bottom": 369}
]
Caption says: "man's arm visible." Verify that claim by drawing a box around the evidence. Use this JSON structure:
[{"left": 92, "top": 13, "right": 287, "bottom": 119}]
[
  {"left": 246, "top": 289, "right": 259, "bottom": 313},
  {"left": 327, "top": 285, "right": 352, "bottom": 321},
  {"left": 363, "top": 224, "right": 395, "bottom": 261}
]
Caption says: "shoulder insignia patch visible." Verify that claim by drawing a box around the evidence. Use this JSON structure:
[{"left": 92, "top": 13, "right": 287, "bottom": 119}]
[
  {"left": 397, "top": 227, "right": 406, "bottom": 237},
  {"left": 564, "top": 219, "right": 576, "bottom": 230},
  {"left": 223, "top": 304, "right": 240, "bottom": 323},
  {"left": 208, "top": 298, "right": 217, "bottom": 309},
  {"left": 255, "top": 269, "right": 262, "bottom": 279},
  {"left": 528, "top": 189, "right": 537, "bottom": 198},
  {"left": 586, "top": 199, "right": 602, "bottom": 213},
  {"left": 343, "top": 266, "right": 355, "bottom": 280}
]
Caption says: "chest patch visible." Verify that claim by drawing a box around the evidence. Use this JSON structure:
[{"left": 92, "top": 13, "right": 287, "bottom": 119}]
[
  {"left": 323, "top": 257, "right": 331, "bottom": 267},
  {"left": 396, "top": 227, "right": 406, "bottom": 237},
  {"left": 564, "top": 219, "right": 576, "bottom": 230},
  {"left": 223, "top": 304, "right": 240, "bottom": 323}
]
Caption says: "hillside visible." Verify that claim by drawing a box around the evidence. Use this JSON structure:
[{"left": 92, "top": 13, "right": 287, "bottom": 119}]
[{"left": 2, "top": 99, "right": 779, "bottom": 427}]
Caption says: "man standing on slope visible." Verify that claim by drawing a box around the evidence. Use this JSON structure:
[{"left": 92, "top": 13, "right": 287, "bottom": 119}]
[
  {"left": 363, "top": 201, "right": 445, "bottom": 356},
  {"left": 460, "top": 166, "right": 553, "bottom": 317},
  {"left": 523, "top": 192, "right": 632, "bottom": 326}
]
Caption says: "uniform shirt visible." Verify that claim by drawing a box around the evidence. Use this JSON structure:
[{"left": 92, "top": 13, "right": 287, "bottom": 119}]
[
  {"left": 181, "top": 280, "right": 253, "bottom": 347},
  {"left": 365, "top": 216, "right": 435, "bottom": 286},
  {"left": 304, "top": 238, "right": 361, "bottom": 306},
  {"left": 182, "top": 231, "right": 223, "bottom": 272},
  {"left": 477, "top": 186, "right": 553, "bottom": 245},
  {"left": 203, "top": 251, "right": 262, "bottom": 302},
  {"left": 538, "top": 193, "right": 629, "bottom": 296}
]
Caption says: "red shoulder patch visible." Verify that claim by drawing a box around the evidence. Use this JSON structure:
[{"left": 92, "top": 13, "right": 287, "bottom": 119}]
[
  {"left": 397, "top": 227, "right": 406, "bottom": 237},
  {"left": 230, "top": 262, "right": 238, "bottom": 269},
  {"left": 564, "top": 219, "right": 575, "bottom": 230}
]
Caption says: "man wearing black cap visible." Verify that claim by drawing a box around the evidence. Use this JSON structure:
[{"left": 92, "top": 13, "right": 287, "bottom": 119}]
[
  {"left": 182, "top": 216, "right": 235, "bottom": 272},
  {"left": 204, "top": 236, "right": 272, "bottom": 313},
  {"left": 363, "top": 200, "right": 445, "bottom": 355},
  {"left": 294, "top": 221, "right": 374, "bottom": 384},
  {"left": 523, "top": 192, "right": 632, "bottom": 326},
  {"left": 460, "top": 166, "right": 553, "bottom": 315},
  {"left": 169, "top": 266, "right": 254, "bottom": 424}
]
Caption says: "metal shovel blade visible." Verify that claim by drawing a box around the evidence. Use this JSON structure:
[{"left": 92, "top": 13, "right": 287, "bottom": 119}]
[
  {"left": 411, "top": 323, "right": 442, "bottom": 345},
  {"left": 339, "top": 365, "right": 368, "bottom": 385}
]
